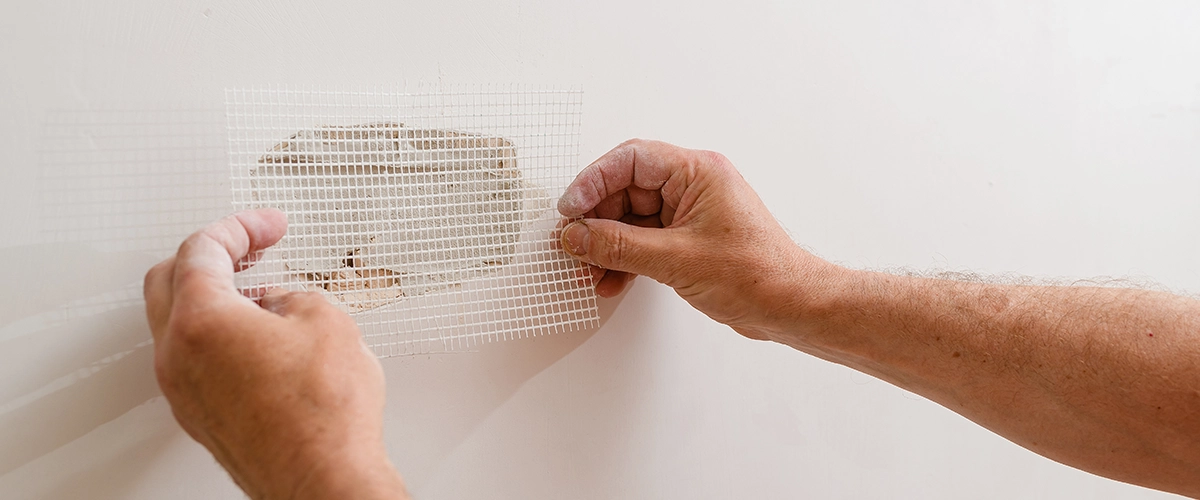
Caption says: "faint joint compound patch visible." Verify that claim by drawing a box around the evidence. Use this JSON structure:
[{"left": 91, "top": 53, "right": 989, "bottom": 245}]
[
  {"left": 252, "top": 122, "right": 527, "bottom": 313},
  {"left": 226, "top": 85, "right": 596, "bottom": 356}
]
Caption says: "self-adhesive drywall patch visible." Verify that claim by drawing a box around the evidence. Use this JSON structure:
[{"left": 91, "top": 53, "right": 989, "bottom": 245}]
[{"left": 226, "top": 86, "right": 598, "bottom": 356}]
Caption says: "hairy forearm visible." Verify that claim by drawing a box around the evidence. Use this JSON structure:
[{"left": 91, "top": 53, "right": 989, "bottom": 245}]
[{"left": 775, "top": 268, "right": 1200, "bottom": 496}]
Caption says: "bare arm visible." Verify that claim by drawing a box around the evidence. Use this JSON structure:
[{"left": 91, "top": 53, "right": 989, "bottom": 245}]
[
  {"left": 792, "top": 272, "right": 1200, "bottom": 495},
  {"left": 559, "top": 139, "right": 1200, "bottom": 497}
]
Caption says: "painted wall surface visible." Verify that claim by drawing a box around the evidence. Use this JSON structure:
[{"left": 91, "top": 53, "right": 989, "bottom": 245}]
[{"left": 2, "top": 1, "right": 1198, "bottom": 498}]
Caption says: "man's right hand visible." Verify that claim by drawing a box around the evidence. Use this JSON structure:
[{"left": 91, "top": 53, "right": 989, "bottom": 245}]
[{"left": 558, "top": 139, "right": 838, "bottom": 341}]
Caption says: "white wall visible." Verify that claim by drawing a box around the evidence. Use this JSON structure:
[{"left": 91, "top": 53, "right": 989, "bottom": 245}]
[{"left": 2, "top": 1, "right": 1198, "bottom": 498}]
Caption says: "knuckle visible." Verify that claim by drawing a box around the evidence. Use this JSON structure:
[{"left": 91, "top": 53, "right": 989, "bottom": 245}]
[
  {"left": 617, "top": 139, "right": 647, "bottom": 162},
  {"left": 701, "top": 150, "right": 733, "bottom": 170},
  {"left": 180, "top": 219, "right": 240, "bottom": 255},
  {"left": 205, "top": 219, "right": 240, "bottom": 245},
  {"left": 203, "top": 222, "right": 231, "bottom": 240},
  {"left": 173, "top": 268, "right": 218, "bottom": 296},
  {"left": 587, "top": 169, "right": 609, "bottom": 199},
  {"left": 164, "top": 300, "right": 232, "bottom": 349},
  {"left": 143, "top": 261, "right": 168, "bottom": 290},
  {"left": 173, "top": 266, "right": 203, "bottom": 284},
  {"left": 178, "top": 231, "right": 207, "bottom": 255},
  {"left": 604, "top": 225, "right": 632, "bottom": 268}
]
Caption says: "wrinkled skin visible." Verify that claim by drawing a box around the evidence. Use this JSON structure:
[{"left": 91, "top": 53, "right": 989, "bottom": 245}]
[
  {"left": 144, "top": 209, "right": 408, "bottom": 500},
  {"left": 145, "top": 139, "right": 1200, "bottom": 498},
  {"left": 557, "top": 139, "right": 835, "bottom": 341}
]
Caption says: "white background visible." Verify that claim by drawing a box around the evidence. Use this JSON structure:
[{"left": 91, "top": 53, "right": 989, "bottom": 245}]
[{"left": 2, "top": 1, "right": 1198, "bottom": 498}]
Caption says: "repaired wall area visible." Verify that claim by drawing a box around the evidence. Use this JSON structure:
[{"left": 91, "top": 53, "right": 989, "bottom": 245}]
[{"left": 1, "top": 1, "right": 1198, "bottom": 498}]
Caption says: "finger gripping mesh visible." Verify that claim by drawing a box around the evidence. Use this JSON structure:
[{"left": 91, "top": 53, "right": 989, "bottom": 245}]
[{"left": 226, "top": 86, "right": 598, "bottom": 356}]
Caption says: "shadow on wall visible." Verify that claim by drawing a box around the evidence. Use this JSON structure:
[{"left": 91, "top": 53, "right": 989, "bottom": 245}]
[
  {"left": 0, "top": 106, "right": 230, "bottom": 478},
  {"left": 0, "top": 105, "right": 623, "bottom": 498},
  {"left": 379, "top": 295, "right": 623, "bottom": 484}
]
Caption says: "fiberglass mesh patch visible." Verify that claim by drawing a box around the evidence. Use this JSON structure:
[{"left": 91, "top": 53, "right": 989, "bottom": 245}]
[{"left": 226, "top": 86, "right": 598, "bottom": 356}]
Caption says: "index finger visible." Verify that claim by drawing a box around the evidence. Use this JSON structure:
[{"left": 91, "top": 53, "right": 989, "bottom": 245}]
[
  {"left": 171, "top": 208, "right": 288, "bottom": 305},
  {"left": 557, "top": 139, "right": 697, "bottom": 217}
]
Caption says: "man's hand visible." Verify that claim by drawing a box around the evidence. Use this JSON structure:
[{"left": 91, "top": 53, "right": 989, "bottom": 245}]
[
  {"left": 143, "top": 209, "right": 408, "bottom": 500},
  {"left": 558, "top": 139, "right": 836, "bottom": 341},
  {"left": 560, "top": 139, "right": 1200, "bottom": 497}
]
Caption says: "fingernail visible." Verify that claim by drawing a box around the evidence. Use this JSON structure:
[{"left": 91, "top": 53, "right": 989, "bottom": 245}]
[{"left": 562, "top": 221, "right": 590, "bottom": 256}]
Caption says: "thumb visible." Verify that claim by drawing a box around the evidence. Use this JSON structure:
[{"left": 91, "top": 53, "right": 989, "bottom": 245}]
[{"left": 561, "top": 219, "right": 680, "bottom": 279}]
